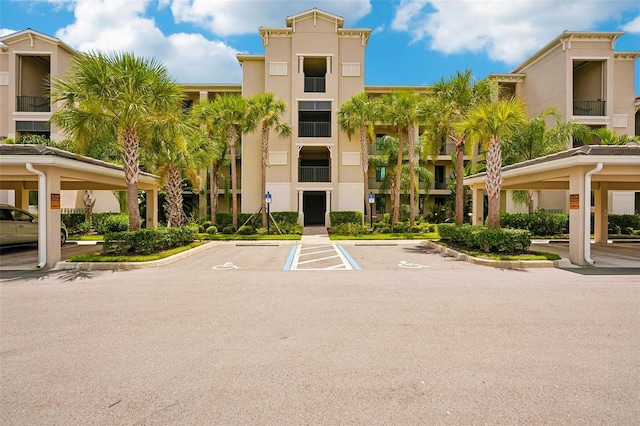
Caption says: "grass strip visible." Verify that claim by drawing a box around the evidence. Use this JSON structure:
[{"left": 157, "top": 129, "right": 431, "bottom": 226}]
[{"left": 67, "top": 241, "right": 205, "bottom": 262}]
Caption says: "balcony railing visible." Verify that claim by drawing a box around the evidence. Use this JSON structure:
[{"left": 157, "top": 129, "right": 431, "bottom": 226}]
[
  {"left": 433, "top": 178, "right": 451, "bottom": 190},
  {"left": 299, "top": 166, "right": 330, "bottom": 182},
  {"left": 216, "top": 177, "right": 241, "bottom": 190},
  {"left": 299, "top": 122, "right": 331, "bottom": 137},
  {"left": 573, "top": 100, "right": 605, "bottom": 116},
  {"left": 17, "top": 95, "right": 50, "bottom": 112},
  {"left": 304, "top": 77, "right": 326, "bottom": 93}
]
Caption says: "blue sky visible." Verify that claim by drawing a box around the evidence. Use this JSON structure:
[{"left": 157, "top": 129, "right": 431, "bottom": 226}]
[{"left": 2, "top": 0, "right": 639, "bottom": 92}]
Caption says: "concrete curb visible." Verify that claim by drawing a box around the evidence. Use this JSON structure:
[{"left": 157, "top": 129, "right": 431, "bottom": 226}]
[
  {"left": 421, "top": 240, "right": 560, "bottom": 269},
  {"left": 53, "top": 240, "right": 216, "bottom": 271}
]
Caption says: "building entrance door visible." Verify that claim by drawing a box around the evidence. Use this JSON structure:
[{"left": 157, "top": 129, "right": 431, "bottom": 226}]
[{"left": 303, "top": 191, "right": 326, "bottom": 226}]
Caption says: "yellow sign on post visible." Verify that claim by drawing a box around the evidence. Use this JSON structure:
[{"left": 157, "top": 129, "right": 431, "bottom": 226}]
[
  {"left": 51, "top": 193, "right": 60, "bottom": 210},
  {"left": 569, "top": 194, "right": 579, "bottom": 210}
]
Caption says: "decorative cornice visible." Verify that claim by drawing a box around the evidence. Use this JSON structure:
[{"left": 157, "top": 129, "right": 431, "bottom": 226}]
[{"left": 488, "top": 73, "right": 526, "bottom": 82}]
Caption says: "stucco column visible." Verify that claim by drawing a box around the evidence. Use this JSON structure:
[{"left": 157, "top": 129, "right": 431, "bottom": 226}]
[
  {"left": 325, "top": 190, "right": 331, "bottom": 227},
  {"left": 298, "top": 190, "right": 304, "bottom": 225},
  {"left": 471, "top": 186, "right": 485, "bottom": 226},
  {"left": 593, "top": 182, "right": 608, "bottom": 244},
  {"left": 199, "top": 90, "right": 208, "bottom": 100},
  {"left": 11, "top": 182, "right": 29, "bottom": 210},
  {"left": 43, "top": 167, "right": 61, "bottom": 268},
  {"left": 298, "top": 56, "right": 304, "bottom": 74},
  {"left": 568, "top": 168, "right": 587, "bottom": 265},
  {"left": 326, "top": 56, "right": 331, "bottom": 74},
  {"left": 145, "top": 189, "right": 158, "bottom": 229}
]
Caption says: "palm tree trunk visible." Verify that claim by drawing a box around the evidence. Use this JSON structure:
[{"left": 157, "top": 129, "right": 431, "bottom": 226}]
[
  {"left": 123, "top": 127, "right": 141, "bottom": 231},
  {"left": 392, "top": 130, "right": 404, "bottom": 225},
  {"left": 527, "top": 190, "right": 534, "bottom": 214},
  {"left": 165, "top": 166, "right": 184, "bottom": 227},
  {"left": 454, "top": 134, "right": 465, "bottom": 226},
  {"left": 485, "top": 136, "right": 503, "bottom": 229},
  {"left": 229, "top": 125, "right": 239, "bottom": 230},
  {"left": 360, "top": 127, "right": 371, "bottom": 225},
  {"left": 261, "top": 124, "right": 269, "bottom": 228},
  {"left": 210, "top": 163, "right": 219, "bottom": 223},
  {"left": 408, "top": 125, "right": 416, "bottom": 227}
]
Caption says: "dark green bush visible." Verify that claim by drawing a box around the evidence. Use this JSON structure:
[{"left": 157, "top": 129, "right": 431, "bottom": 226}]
[
  {"left": 237, "top": 225, "right": 255, "bottom": 235},
  {"left": 61, "top": 213, "right": 86, "bottom": 230},
  {"left": 391, "top": 222, "right": 408, "bottom": 233},
  {"left": 608, "top": 214, "right": 640, "bottom": 232},
  {"left": 205, "top": 225, "right": 218, "bottom": 234},
  {"left": 500, "top": 212, "right": 568, "bottom": 236},
  {"left": 221, "top": 226, "right": 235, "bottom": 234},
  {"left": 102, "top": 226, "right": 197, "bottom": 255},
  {"left": 329, "top": 211, "right": 363, "bottom": 227},
  {"left": 102, "top": 214, "right": 130, "bottom": 233},
  {"left": 277, "top": 222, "right": 303, "bottom": 235},
  {"left": 271, "top": 211, "right": 299, "bottom": 224},
  {"left": 438, "top": 224, "right": 531, "bottom": 253}
]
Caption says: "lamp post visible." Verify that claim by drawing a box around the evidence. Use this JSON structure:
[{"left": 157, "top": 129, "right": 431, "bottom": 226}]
[
  {"left": 368, "top": 192, "right": 375, "bottom": 232},
  {"left": 265, "top": 192, "right": 272, "bottom": 234}
]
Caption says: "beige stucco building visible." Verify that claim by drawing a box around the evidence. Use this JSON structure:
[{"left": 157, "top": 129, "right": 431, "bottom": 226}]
[{"left": 1, "top": 9, "right": 639, "bottom": 225}]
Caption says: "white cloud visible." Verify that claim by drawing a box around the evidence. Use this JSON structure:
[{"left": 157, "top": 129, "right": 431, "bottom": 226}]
[
  {"left": 622, "top": 15, "right": 640, "bottom": 33},
  {"left": 391, "top": 0, "right": 636, "bottom": 65},
  {"left": 48, "top": 0, "right": 241, "bottom": 83},
  {"left": 164, "top": 0, "right": 372, "bottom": 36}
]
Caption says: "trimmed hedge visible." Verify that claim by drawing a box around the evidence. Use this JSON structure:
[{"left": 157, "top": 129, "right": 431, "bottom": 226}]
[
  {"left": 438, "top": 224, "right": 531, "bottom": 253},
  {"left": 62, "top": 212, "right": 128, "bottom": 233},
  {"left": 329, "top": 211, "right": 363, "bottom": 226},
  {"left": 329, "top": 223, "right": 369, "bottom": 235},
  {"left": 500, "top": 212, "right": 567, "bottom": 236},
  {"left": 102, "top": 226, "right": 197, "bottom": 255}
]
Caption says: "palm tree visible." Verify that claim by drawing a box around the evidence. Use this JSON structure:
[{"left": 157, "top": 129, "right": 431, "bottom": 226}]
[
  {"left": 460, "top": 97, "right": 527, "bottom": 229},
  {"left": 591, "top": 128, "right": 640, "bottom": 145},
  {"left": 212, "top": 94, "right": 253, "bottom": 229},
  {"left": 337, "top": 92, "right": 381, "bottom": 225},
  {"left": 248, "top": 93, "right": 292, "bottom": 228},
  {"left": 382, "top": 90, "right": 424, "bottom": 226},
  {"left": 188, "top": 99, "right": 229, "bottom": 223},
  {"left": 50, "top": 51, "right": 184, "bottom": 231},
  {"left": 502, "top": 107, "right": 565, "bottom": 213},
  {"left": 421, "top": 70, "right": 496, "bottom": 226},
  {"left": 147, "top": 124, "right": 212, "bottom": 227}
]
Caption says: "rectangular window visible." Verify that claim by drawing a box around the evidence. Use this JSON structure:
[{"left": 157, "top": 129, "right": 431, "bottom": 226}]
[
  {"left": 375, "top": 134, "right": 385, "bottom": 150},
  {"left": 375, "top": 166, "right": 386, "bottom": 182},
  {"left": 342, "top": 62, "right": 361, "bottom": 77},
  {"left": 269, "top": 62, "right": 288, "bottom": 76}
]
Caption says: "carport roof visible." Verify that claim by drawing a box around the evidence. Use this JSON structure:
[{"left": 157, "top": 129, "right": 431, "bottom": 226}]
[
  {"left": 464, "top": 145, "right": 640, "bottom": 190},
  {"left": 0, "top": 144, "right": 160, "bottom": 191}
]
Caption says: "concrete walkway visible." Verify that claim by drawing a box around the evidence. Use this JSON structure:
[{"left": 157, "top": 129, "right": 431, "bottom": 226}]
[{"left": 301, "top": 226, "right": 330, "bottom": 245}]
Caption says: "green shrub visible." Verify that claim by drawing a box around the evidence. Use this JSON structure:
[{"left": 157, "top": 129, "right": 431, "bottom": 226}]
[
  {"left": 221, "top": 226, "right": 235, "bottom": 234},
  {"left": 329, "top": 211, "right": 363, "bottom": 226},
  {"left": 75, "top": 220, "right": 94, "bottom": 235},
  {"left": 438, "top": 224, "right": 531, "bottom": 253},
  {"left": 500, "top": 212, "right": 568, "bottom": 236},
  {"left": 391, "top": 222, "right": 408, "bottom": 233},
  {"left": 102, "top": 214, "right": 130, "bottom": 233},
  {"left": 278, "top": 222, "right": 303, "bottom": 235},
  {"left": 201, "top": 220, "right": 212, "bottom": 229},
  {"left": 271, "top": 211, "right": 299, "bottom": 224},
  {"left": 102, "top": 226, "right": 197, "bottom": 255},
  {"left": 237, "top": 225, "right": 255, "bottom": 235},
  {"left": 609, "top": 214, "right": 640, "bottom": 232},
  {"left": 329, "top": 222, "right": 369, "bottom": 235},
  {"left": 61, "top": 213, "right": 86, "bottom": 230},
  {"left": 205, "top": 225, "right": 218, "bottom": 234}
]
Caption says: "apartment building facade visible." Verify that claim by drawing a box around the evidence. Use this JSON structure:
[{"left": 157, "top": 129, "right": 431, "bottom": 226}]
[
  {"left": 1, "top": 10, "right": 638, "bottom": 221},
  {"left": 491, "top": 31, "right": 640, "bottom": 214}
]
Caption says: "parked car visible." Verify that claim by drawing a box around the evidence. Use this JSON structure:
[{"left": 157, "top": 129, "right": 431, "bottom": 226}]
[{"left": 0, "top": 204, "right": 67, "bottom": 247}]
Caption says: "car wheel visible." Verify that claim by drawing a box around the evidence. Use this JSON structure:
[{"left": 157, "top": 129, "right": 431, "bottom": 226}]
[{"left": 60, "top": 229, "right": 67, "bottom": 245}]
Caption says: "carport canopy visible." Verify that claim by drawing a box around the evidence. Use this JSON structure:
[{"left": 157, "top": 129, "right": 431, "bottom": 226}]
[
  {"left": 0, "top": 144, "right": 161, "bottom": 268},
  {"left": 463, "top": 145, "right": 640, "bottom": 266}
]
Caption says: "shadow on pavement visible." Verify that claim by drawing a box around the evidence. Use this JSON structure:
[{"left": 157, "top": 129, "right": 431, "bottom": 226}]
[{"left": 560, "top": 267, "right": 640, "bottom": 276}]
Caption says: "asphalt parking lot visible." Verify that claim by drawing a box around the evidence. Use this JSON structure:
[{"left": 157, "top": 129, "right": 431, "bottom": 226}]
[{"left": 1, "top": 241, "right": 639, "bottom": 424}]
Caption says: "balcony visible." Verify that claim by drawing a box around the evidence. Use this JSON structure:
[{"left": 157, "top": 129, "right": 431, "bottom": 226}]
[
  {"left": 216, "top": 176, "right": 241, "bottom": 191},
  {"left": 573, "top": 100, "right": 605, "bottom": 116},
  {"left": 433, "top": 178, "right": 451, "bottom": 190},
  {"left": 299, "top": 166, "right": 330, "bottom": 182},
  {"left": 304, "top": 77, "right": 325, "bottom": 93},
  {"left": 16, "top": 96, "right": 50, "bottom": 112},
  {"left": 299, "top": 122, "right": 331, "bottom": 138}
]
